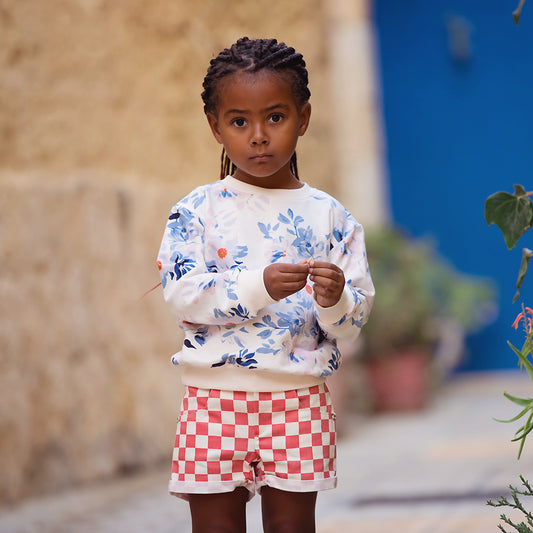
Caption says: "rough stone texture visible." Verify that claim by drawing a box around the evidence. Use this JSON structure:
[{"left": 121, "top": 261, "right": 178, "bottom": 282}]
[
  {"left": 0, "top": 0, "right": 333, "bottom": 191},
  {"left": 0, "top": 0, "right": 377, "bottom": 503},
  {"left": 0, "top": 175, "right": 186, "bottom": 502}
]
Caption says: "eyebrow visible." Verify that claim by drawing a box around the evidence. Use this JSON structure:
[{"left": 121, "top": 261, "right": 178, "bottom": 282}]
[{"left": 224, "top": 103, "right": 290, "bottom": 117}]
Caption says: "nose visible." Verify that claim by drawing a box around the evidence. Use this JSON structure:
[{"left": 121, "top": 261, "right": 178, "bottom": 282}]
[{"left": 251, "top": 123, "right": 268, "bottom": 145}]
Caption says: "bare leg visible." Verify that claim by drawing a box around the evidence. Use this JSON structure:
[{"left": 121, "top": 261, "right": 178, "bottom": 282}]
[
  {"left": 188, "top": 487, "right": 249, "bottom": 533},
  {"left": 261, "top": 487, "right": 317, "bottom": 533}
]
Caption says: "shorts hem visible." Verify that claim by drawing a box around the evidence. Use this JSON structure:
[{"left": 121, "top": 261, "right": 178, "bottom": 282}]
[
  {"left": 169, "top": 476, "right": 337, "bottom": 502},
  {"left": 169, "top": 479, "right": 255, "bottom": 501},
  {"left": 259, "top": 475, "right": 337, "bottom": 494}
]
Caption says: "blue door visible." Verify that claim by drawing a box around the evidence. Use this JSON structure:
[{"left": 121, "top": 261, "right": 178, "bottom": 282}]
[{"left": 374, "top": 0, "right": 533, "bottom": 370}]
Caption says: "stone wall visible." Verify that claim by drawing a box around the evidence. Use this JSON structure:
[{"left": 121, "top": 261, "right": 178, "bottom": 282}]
[
  {"left": 0, "top": 0, "right": 333, "bottom": 190},
  {"left": 0, "top": 0, "right": 381, "bottom": 502},
  {"left": 0, "top": 174, "right": 184, "bottom": 502}
]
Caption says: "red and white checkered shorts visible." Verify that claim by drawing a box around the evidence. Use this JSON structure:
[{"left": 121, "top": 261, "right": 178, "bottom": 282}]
[{"left": 169, "top": 383, "right": 337, "bottom": 500}]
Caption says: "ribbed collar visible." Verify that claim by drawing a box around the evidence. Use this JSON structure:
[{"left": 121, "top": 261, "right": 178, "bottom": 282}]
[{"left": 221, "top": 175, "right": 311, "bottom": 199}]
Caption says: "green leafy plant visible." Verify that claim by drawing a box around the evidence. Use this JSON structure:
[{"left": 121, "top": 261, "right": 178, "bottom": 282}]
[
  {"left": 495, "top": 307, "right": 533, "bottom": 458},
  {"left": 363, "top": 228, "right": 495, "bottom": 360},
  {"left": 485, "top": 184, "right": 533, "bottom": 302},
  {"left": 485, "top": 182, "right": 533, "bottom": 458},
  {"left": 486, "top": 7, "right": 529, "bottom": 531},
  {"left": 488, "top": 476, "right": 533, "bottom": 533}
]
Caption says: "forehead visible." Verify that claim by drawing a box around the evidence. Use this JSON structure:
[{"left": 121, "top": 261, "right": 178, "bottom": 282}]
[{"left": 215, "top": 70, "right": 298, "bottom": 112}]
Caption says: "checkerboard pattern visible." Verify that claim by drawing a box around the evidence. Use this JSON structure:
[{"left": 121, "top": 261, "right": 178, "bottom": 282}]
[{"left": 169, "top": 383, "right": 337, "bottom": 499}]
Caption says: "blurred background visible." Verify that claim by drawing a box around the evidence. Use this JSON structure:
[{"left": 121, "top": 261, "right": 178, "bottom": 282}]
[{"left": 0, "top": 0, "right": 531, "bottom": 508}]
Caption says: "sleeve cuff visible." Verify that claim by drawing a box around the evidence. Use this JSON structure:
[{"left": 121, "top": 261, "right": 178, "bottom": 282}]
[
  {"left": 239, "top": 268, "right": 277, "bottom": 311},
  {"left": 314, "top": 285, "right": 354, "bottom": 325}
]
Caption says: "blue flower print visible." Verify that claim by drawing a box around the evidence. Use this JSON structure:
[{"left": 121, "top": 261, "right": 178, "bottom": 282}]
[
  {"left": 167, "top": 208, "right": 200, "bottom": 242},
  {"left": 161, "top": 251, "right": 196, "bottom": 288},
  {"left": 211, "top": 349, "right": 258, "bottom": 369},
  {"left": 277, "top": 209, "right": 323, "bottom": 259},
  {"left": 220, "top": 326, "right": 249, "bottom": 349},
  {"left": 213, "top": 303, "right": 251, "bottom": 321},
  {"left": 322, "top": 345, "right": 342, "bottom": 377},
  {"left": 253, "top": 309, "right": 307, "bottom": 342},
  {"left": 185, "top": 188, "right": 208, "bottom": 209},
  {"left": 206, "top": 260, "right": 219, "bottom": 273},
  {"left": 183, "top": 326, "right": 209, "bottom": 349},
  {"left": 258, "top": 222, "right": 280, "bottom": 239},
  {"left": 219, "top": 187, "right": 237, "bottom": 199},
  {"left": 170, "top": 251, "right": 195, "bottom": 281},
  {"left": 258, "top": 209, "right": 330, "bottom": 262}
]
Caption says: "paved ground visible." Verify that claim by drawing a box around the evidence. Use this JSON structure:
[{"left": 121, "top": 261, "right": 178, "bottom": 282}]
[{"left": 2, "top": 371, "right": 533, "bottom": 533}]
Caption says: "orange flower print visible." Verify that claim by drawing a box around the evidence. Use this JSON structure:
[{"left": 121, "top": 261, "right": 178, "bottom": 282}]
[
  {"left": 157, "top": 260, "right": 162, "bottom": 271},
  {"left": 218, "top": 248, "right": 228, "bottom": 259},
  {"left": 306, "top": 284, "right": 313, "bottom": 295}
]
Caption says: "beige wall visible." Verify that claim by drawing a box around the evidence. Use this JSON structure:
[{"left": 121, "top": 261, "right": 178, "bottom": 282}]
[
  {"left": 0, "top": 0, "right": 384, "bottom": 502},
  {"left": 0, "top": 0, "right": 334, "bottom": 189}
]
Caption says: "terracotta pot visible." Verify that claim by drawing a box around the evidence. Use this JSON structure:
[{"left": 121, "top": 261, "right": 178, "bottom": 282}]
[{"left": 366, "top": 349, "right": 430, "bottom": 412}]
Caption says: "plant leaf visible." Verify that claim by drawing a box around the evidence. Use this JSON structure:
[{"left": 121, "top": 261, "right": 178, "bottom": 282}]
[
  {"left": 503, "top": 392, "right": 533, "bottom": 408},
  {"left": 508, "top": 340, "right": 533, "bottom": 381},
  {"left": 485, "top": 185, "right": 533, "bottom": 249},
  {"left": 513, "top": 0, "right": 527, "bottom": 25},
  {"left": 496, "top": 403, "right": 530, "bottom": 424},
  {"left": 513, "top": 248, "right": 533, "bottom": 303},
  {"left": 517, "top": 412, "right": 533, "bottom": 459}
]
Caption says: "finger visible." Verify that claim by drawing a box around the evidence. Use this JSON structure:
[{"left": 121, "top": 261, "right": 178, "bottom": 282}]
[
  {"left": 312, "top": 283, "right": 338, "bottom": 296},
  {"left": 310, "top": 268, "right": 343, "bottom": 280},
  {"left": 309, "top": 260, "right": 342, "bottom": 272},
  {"left": 309, "top": 270, "right": 344, "bottom": 286},
  {"left": 313, "top": 285, "right": 342, "bottom": 307},
  {"left": 279, "top": 283, "right": 308, "bottom": 293},
  {"left": 278, "top": 263, "right": 309, "bottom": 274},
  {"left": 278, "top": 281, "right": 308, "bottom": 297},
  {"left": 278, "top": 271, "right": 309, "bottom": 283},
  {"left": 282, "top": 283, "right": 305, "bottom": 294},
  {"left": 308, "top": 262, "right": 343, "bottom": 280}
]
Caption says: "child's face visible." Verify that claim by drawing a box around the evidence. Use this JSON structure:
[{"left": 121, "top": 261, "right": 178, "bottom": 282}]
[{"left": 206, "top": 70, "right": 311, "bottom": 189}]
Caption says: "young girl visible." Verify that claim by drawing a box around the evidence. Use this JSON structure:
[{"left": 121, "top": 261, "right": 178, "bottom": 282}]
[{"left": 157, "top": 36, "right": 374, "bottom": 533}]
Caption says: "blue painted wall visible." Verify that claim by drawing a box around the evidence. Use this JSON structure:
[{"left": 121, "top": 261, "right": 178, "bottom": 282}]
[{"left": 373, "top": 1, "right": 533, "bottom": 370}]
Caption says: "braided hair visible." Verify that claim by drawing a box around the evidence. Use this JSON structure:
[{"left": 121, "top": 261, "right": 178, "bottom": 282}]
[{"left": 201, "top": 37, "right": 311, "bottom": 180}]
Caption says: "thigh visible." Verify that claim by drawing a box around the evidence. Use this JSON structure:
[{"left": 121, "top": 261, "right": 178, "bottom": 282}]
[
  {"left": 189, "top": 487, "right": 248, "bottom": 533},
  {"left": 261, "top": 486, "right": 317, "bottom": 533}
]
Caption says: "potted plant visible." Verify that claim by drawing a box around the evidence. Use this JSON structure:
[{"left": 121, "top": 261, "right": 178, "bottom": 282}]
[{"left": 360, "top": 227, "right": 496, "bottom": 411}]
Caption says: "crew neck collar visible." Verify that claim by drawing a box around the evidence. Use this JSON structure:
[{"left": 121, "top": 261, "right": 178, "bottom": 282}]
[{"left": 221, "top": 176, "right": 310, "bottom": 197}]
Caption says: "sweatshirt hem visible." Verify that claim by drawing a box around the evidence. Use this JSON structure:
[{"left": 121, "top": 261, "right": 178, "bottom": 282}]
[{"left": 181, "top": 366, "right": 325, "bottom": 392}]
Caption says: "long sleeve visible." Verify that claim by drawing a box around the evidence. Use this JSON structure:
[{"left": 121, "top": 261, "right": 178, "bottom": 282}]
[
  {"left": 313, "top": 213, "right": 374, "bottom": 342},
  {"left": 157, "top": 201, "right": 276, "bottom": 326}
]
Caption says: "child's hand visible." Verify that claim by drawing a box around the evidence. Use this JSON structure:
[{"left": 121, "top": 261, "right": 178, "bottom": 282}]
[
  {"left": 308, "top": 260, "right": 345, "bottom": 308},
  {"left": 263, "top": 262, "right": 309, "bottom": 301}
]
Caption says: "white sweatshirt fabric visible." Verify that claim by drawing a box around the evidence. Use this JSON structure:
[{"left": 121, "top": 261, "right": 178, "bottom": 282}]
[{"left": 157, "top": 176, "right": 374, "bottom": 392}]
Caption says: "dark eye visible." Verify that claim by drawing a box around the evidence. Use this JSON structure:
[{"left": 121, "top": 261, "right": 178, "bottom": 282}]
[
  {"left": 270, "top": 114, "right": 283, "bottom": 124},
  {"left": 232, "top": 118, "right": 246, "bottom": 127}
]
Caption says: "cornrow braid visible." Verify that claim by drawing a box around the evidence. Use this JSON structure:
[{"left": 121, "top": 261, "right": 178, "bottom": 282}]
[
  {"left": 220, "top": 148, "right": 236, "bottom": 180},
  {"left": 202, "top": 37, "right": 310, "bottom": 181}
]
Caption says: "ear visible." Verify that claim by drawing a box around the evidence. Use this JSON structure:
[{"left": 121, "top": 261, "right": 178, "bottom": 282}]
[
  {"left": 206, "top": 112, "right": 223, "bottom": 144},
  {"left": 298, "top": 102, "right": 311, "bottom": 136}
]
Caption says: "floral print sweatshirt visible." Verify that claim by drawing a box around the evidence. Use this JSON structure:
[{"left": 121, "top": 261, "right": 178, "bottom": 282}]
[{"left": 157, "top": 176, "right": 374, "bottom": 392}]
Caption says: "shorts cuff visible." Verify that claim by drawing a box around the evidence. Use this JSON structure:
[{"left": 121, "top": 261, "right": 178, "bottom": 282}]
[
  {"left": 259, "top": 475, "right": 337, "bottom": 494},
  {"left": 169, "top": 479, "right": 256, "bottom": 501}
]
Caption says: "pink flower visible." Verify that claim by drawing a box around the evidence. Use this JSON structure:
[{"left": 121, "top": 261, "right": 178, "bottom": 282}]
[{"left": 512, "top": 307, "right": 533, "bottom": 334}]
